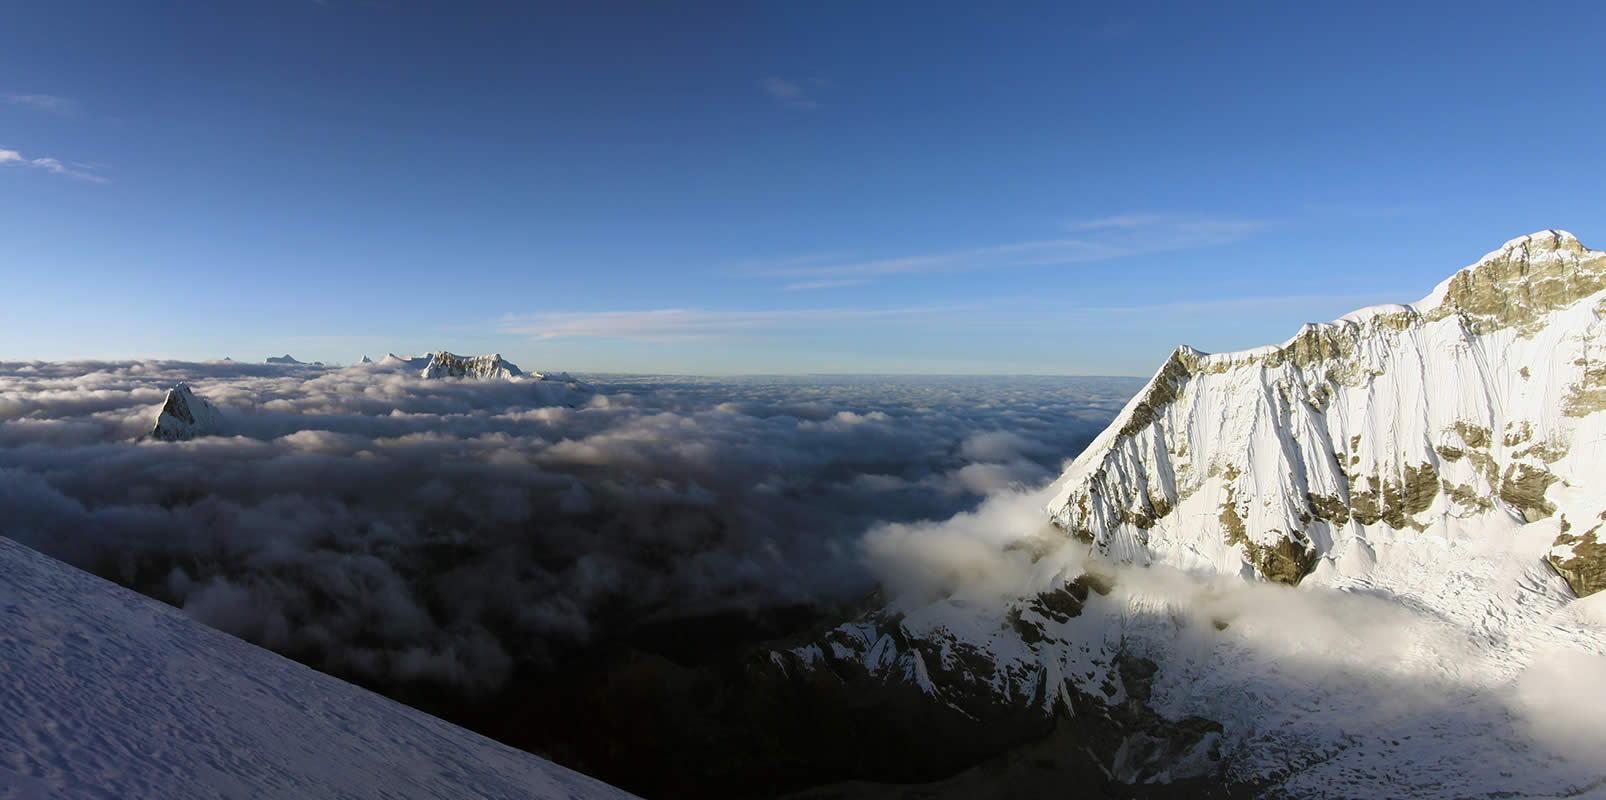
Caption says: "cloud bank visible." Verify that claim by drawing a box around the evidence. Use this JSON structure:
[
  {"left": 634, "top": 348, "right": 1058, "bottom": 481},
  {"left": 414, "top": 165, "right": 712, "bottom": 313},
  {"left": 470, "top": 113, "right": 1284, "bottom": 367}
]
[
  {"left": 0, "top": 359, "right": 1139, "bottom": 693},
  {"left": 855, "top": 466, "right": 1606, "bottom": 790}
]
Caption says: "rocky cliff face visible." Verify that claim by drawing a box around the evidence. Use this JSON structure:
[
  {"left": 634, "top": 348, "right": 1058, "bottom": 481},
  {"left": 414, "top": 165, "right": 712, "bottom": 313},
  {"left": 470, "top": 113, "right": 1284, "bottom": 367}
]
[
  {"left": 146, "top": 384, "right": 224, "bottom": 441},
  {"left": 1045, "top": 230, "right": 1606, "bottom": 597}
]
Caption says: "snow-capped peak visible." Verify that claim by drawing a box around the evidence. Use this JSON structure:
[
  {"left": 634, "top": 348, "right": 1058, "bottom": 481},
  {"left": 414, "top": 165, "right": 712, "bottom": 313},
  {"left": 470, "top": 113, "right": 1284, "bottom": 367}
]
[
  {"left": 420, "top": 352, "right": 525, "bottom": 381},
  {"left": 146, "top": 384, "right": 224, "bottom": 441},
  {"left": 1046, "top": 229, "right": 1606, "bottom": 597},
  {"left": 266, "top": 354, "right": 303, "bottom": 365},
  {"left": 782, "top": 231, "right": 1606, "bottom": 798}
]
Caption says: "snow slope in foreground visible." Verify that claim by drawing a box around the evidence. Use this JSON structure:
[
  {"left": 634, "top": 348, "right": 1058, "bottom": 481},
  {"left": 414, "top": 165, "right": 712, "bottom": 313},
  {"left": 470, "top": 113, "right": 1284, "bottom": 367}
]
[{"left": 0, "top": 537, "right": 637, "bottom": 800}]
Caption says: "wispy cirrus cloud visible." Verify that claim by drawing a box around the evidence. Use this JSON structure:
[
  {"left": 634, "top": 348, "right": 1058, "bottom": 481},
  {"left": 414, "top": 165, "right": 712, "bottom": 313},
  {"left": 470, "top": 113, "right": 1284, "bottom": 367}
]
[
  {"left": 4, "top": 93, "right": 78, "bottom": 114},
  {"left": 500, "top": 306, "right": 947, "bottom": 342},
  {"left": 753, "top": 239, "right": 1125, "bottom": 280},
  {"left": 1068, "top": 213, "right": 1266, "bottom": 239},
  {"left": 783, "top": 279, "right": 869, "bottom": 291},
  {"left": 748, "top": 214, "right": 1268, "bottom": 284},
  {"left": 762, "top": 77, "right": 823, "bottom": 110},
  {"left": 1067, "top": 293, "right": 1403, "bottom": 320},
  {"left": 0, "top": 147, "right": 108, "bottom": 183}
]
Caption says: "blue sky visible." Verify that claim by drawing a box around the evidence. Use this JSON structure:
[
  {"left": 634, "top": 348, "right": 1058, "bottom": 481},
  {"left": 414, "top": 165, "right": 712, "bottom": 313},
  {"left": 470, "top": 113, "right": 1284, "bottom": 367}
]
[{"left": 3, "top": 1, "right": 1603, "bottom": 375}]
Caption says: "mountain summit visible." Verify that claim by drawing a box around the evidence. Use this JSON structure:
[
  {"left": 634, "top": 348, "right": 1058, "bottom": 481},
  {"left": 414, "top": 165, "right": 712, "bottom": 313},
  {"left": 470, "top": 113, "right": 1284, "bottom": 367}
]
[
  {"left": 147, "top": 384, "right": 224, "bottom": 441},
  {"left": 1045, "top": 229, "right": 1606, "bottom": 596},
  {"left": 420, "top": 352, "right": 525, "bottom": 380},
  {"left": 774, "top": 230, "right": 1606, "bottom": 798}
]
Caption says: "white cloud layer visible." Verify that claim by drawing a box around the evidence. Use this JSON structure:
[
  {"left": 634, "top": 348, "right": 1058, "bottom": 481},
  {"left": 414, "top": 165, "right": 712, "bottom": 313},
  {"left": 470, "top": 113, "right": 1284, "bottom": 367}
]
[{"left": 0, "top": 359, "right": 1139, "bottom": 693}]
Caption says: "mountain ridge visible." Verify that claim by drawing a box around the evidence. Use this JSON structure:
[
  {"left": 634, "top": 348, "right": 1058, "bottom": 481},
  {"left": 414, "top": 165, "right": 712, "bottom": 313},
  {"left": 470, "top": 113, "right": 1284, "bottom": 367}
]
[
  {"left": 420, "top": 351, "right": 524, "bottom": 380},
  {"left": 776, "top": 229, "right": 1606, "bottom": 798},
  {"left": 1046, "top": 229, "right": 1606, "bottom": 595}
]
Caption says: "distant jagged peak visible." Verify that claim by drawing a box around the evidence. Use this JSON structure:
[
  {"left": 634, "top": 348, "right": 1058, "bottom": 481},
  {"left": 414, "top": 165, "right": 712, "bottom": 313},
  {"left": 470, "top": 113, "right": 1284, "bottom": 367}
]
[
  {"left": 265, "top": 354, "right": 324, "bottom": 366},
  {"left": 419, "top": 351, "right": 525, "bottom": 381},
  {"left": 146, "top": 384, "right": 223, "bottom": 442},
  {"left": 358, "top": 355, "right": 373, "bottom": 364}
]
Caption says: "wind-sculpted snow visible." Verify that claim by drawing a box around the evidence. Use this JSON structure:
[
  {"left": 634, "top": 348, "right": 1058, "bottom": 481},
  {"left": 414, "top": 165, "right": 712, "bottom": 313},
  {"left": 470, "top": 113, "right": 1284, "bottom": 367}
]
[
  {"left": 0, "top": 537, "right": 637, "bottom": 800},
  {"left": 0, "top": 358, "right": 1138, "bottom": 694}
]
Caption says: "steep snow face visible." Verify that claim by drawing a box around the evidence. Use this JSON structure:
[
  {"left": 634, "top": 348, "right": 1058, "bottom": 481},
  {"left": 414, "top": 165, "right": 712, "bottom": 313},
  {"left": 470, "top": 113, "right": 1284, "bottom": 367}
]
[
  {"left": 1047, "top": 229, "right": 1606, "bottom": 597},
  {"left": 0, "top": 538, "right": 638, "bottom": 800},
  {"left": 147, "top": 384, "right": 224, "bottom": 441},
  {"left": 419, "top": 351, "right": 525, "bottom": 381}
]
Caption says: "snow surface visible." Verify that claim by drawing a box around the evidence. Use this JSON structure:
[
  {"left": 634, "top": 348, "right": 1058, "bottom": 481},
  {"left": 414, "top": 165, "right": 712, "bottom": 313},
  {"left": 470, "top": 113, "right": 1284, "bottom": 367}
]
[{"left": 0, "top": 537, "right": 638, "bottom": 800}]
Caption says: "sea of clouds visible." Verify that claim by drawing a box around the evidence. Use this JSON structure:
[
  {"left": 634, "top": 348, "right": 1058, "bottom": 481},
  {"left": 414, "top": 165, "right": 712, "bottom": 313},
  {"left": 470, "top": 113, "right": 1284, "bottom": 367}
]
[{"left": 0, "top": 358, "right": 1141, "bottom": 692}]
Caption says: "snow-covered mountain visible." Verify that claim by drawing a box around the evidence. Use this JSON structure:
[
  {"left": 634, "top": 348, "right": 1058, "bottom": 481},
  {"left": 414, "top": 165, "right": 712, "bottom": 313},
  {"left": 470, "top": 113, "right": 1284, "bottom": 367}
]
[
  {"left": 777, "top": 230, "right": 1606, "bottom": 797},
  {"left": 1046, "top": 229, "right": 1606, "bottom": 597},
  {"left": 359, "top": 351, "right": 575, "bottom": 383},
  {"left": 0, "top": 537, "right": 638, "bottom": 800},
  {"left": 420, "top": 351, "right": 524, "bottom": 380},
  {"left": 146, "top": 383, "right": 224, "bottom": 441},
  {"left": 265, "top": 354, "right": 303, "bottom": 364}
]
